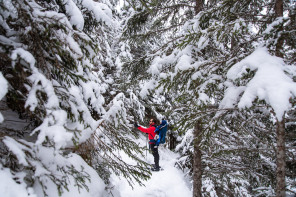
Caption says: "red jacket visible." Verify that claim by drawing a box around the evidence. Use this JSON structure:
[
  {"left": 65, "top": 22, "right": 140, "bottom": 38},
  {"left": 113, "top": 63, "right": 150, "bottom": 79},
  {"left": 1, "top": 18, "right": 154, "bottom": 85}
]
[{"left": 138, "top": 124, "right": 156, "bottom": 142}]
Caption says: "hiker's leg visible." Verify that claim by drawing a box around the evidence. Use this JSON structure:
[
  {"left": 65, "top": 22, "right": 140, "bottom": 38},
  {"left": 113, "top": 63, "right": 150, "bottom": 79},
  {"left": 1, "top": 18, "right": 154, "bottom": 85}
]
[{"left": 152, "top": 145, "right": 159, "bottom": 168}]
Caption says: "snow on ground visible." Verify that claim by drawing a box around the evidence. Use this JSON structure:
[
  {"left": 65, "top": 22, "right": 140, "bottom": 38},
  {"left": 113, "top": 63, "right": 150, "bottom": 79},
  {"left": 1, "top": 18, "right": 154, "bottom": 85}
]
[{"left": 110, "top": 134, "right": 192, "bottom": 197}]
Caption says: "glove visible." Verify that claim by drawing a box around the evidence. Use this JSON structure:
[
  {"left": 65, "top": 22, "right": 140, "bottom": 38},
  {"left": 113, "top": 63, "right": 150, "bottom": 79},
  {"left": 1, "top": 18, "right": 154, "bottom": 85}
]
[
  {"left": 134, "top": 123, "right": 139, "bottom": 128},
  {"left": 154, "top": 134, "right": 159, "bottom": 140}
]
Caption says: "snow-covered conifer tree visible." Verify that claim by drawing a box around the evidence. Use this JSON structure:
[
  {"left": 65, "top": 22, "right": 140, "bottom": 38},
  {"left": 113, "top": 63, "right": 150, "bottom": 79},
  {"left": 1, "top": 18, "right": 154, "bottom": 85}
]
[{"left": 0, "top": 0, "right": 151, "bottom": 196}]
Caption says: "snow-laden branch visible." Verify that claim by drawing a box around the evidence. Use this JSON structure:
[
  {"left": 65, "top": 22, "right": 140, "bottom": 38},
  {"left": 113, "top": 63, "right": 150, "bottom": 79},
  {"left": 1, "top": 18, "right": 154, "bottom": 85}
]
[{"left": 221, "top": 47, "right": 296, "bottom": 120}]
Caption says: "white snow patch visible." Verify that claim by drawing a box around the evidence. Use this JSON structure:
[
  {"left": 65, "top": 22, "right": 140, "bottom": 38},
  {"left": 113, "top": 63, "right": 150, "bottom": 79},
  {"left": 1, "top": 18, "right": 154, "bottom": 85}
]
[
  {"left": 64, "top": 0, "right": 84, "bottom": 30},
  {"left": 225, "top": 47, "right": 296, "bottom": 120}
]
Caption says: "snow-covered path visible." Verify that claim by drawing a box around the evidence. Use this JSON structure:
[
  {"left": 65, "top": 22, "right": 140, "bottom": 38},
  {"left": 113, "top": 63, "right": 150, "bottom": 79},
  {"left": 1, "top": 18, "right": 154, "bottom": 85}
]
[{"left": 110, "top": 136, "right": 192, "bottom": 197}]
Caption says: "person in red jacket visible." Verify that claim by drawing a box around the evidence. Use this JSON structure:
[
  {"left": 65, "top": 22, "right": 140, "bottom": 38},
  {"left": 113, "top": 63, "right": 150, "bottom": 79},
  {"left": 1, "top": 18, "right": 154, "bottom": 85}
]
[{"left": 135, "top": 118, "right": 160, "bottom": 171}]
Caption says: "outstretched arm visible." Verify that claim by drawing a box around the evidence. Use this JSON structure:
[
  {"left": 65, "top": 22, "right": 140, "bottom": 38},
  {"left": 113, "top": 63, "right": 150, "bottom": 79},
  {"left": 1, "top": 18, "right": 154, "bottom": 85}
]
[{"left": 138, "top": 126, "right": 154, "bottom": 134}]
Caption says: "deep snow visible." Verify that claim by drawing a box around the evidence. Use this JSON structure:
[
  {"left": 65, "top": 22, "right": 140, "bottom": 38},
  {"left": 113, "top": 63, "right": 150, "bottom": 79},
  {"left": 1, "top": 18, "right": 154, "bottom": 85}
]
[{"left": 109, "top": 134, "right": 192, "bottom": 197}]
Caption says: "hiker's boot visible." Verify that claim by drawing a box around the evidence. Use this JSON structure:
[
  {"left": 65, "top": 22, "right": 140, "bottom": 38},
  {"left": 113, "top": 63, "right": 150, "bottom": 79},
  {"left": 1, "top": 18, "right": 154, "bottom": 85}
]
[
  {"left": 151, "top": 166, "right": 160, "bottom": 171},
  {"left": 151, "top": 164, "right": 161, "bottom": 169}
]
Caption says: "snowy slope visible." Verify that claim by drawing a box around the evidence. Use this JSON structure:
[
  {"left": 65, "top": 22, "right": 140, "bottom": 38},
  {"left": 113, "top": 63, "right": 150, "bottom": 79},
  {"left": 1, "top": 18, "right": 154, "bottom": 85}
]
[{"left": 109, "top": 134, "right": 192, "bottom": 197}]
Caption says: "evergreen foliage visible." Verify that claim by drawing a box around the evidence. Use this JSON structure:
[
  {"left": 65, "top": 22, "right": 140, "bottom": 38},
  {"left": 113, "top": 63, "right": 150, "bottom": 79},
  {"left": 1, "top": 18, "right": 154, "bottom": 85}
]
[
  {"left": 0, "top": 0, "right": 151, "bottom": 196},
  {"left": 122, "top": 0, "right": 296, "bottom": 196},
  {"left": 0, "top": 0, "right": 295, "bottom": 196}
]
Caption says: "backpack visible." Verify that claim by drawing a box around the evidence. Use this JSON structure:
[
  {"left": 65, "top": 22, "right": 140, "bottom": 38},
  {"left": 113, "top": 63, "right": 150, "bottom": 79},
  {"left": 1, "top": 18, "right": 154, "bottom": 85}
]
[{"left": 155, "top": 120, "right": 168, "bottom": 145}]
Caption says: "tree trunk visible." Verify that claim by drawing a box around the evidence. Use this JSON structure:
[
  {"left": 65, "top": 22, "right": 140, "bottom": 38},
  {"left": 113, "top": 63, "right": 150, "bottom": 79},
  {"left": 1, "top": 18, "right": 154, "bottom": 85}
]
[
  {"left": 275, "top": 0, "right": 283, "bottom": 17},
  {"left": 193, "top": 120, "right": 202, "bottom": 197},
  {"left": 276, "top": 117, "right": 286, "bottom": 197},
  {"left": 275, "top": 0, "right": 284, "bottom": 58},
  {"left": 195, "top": 0, "right": 204, "bottom": 14},
  {"left": 192, "top": 2, "right": 204, "bottom": 197},
  {"left": 274, "top": 0, "right": 286, "bottom": 196},
  {"left": 169, "top": 132, "right": 177, "bottom": 150}
]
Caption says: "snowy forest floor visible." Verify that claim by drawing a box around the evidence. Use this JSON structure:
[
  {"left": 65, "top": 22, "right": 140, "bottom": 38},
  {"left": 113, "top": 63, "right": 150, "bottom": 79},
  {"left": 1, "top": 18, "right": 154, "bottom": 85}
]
[{"left": 109, "top": 134, "right": 192, "bottom": 197}]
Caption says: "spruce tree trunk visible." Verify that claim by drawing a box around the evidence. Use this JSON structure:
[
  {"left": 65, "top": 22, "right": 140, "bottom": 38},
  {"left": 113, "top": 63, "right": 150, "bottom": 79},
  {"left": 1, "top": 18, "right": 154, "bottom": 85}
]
[
  {"left": 275, "top": 0, "right": 284, "bottom": 58},
  {"left": 194, "top": 0, "right": 204, "bottom": 14},
  {"left": 193, "top": 120, "right": 202, "bottom": 197},
  {"left": 193, "top": 2, "right": 204, "bottom": 197},
  {"left": 169, "top": 133, "right": 177, "bottom": 150},
  {"left": 274, "top": 0, "right": 286, "bottom": 196},
  {"left": 276, "top": 118, "right": 286, "bottom": 197}
]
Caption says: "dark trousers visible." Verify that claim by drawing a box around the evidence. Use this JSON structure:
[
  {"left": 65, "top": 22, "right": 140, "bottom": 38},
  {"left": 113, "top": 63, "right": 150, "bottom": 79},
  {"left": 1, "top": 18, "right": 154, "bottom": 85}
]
[{"left": 149, "top": 143, "right": 159, "bottom": 168}]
